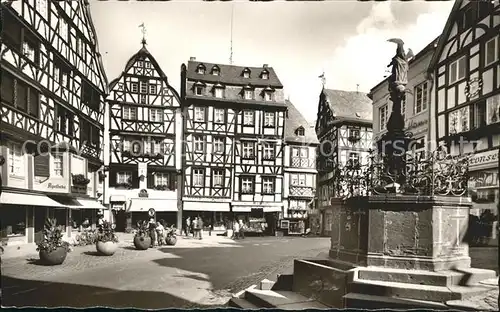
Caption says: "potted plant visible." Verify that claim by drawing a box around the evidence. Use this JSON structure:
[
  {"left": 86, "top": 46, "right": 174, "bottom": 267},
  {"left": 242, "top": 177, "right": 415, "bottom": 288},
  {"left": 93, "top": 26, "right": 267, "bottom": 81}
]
[
  {"left": 165, "top": 226, "right": 177, "bottom": 246},
  {"left": 36, "top": 218, "right": 71, "bottom": 265},
  {"left": 133, "top": 221, "right": 151, "bottom": 250},
  {"left": 95, "top": 221, "right": 119, "bottom": 256}
]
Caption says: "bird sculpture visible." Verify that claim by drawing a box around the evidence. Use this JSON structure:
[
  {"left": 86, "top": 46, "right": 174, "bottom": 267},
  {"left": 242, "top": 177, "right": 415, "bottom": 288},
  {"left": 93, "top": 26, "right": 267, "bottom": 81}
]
[{"left": 387, "top": 38, "right": 414, "bottom": 61}]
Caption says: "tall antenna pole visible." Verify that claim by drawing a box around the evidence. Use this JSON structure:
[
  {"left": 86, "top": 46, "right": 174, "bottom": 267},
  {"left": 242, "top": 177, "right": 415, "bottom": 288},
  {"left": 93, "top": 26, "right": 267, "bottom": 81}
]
[{"left": 229, "top": 4, "right": 234, "bottom": 64}]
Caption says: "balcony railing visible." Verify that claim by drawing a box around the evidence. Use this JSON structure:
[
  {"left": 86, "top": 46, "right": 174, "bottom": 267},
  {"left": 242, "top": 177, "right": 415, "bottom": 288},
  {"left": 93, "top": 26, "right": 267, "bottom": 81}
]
[
  {"left": 289, "top": 185, "right": 314, "bottom": 197},
  {"left": 291, "top": 157, "right": 315, "bottom": 168}
]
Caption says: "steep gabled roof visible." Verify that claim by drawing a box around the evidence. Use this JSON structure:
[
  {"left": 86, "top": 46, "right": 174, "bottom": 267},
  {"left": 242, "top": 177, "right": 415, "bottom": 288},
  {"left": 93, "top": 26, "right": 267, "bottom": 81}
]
[
  {"left": 284, "top": 100, "right": 319, "bottom": 145},
  {"left": 427, "top": 0, "right": 465, "bottom": 73},
  {"left": 186, "top": 61, "right": 283, "bottom": 88},
  {"left": 321, "top": 89, "right": 373, "bottom": 123},
  {"left": 108, "top": 45, "right": 181, "bottom": 101}
]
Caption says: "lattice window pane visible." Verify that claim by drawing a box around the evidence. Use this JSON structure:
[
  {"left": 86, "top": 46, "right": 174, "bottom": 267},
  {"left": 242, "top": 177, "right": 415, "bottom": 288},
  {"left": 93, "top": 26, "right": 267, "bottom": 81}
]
[{"left": 52, "top": 154, "right": 63, "bottom": 177}]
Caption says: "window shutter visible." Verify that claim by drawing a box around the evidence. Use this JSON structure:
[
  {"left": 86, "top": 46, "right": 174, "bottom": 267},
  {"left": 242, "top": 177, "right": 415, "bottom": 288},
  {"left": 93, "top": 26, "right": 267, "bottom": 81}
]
[
  {"left": 34, "top": 154, "right": 50, "bottom": 177},
  {"left": 147, "top": 173, "right": 154, "bottom": 189}
]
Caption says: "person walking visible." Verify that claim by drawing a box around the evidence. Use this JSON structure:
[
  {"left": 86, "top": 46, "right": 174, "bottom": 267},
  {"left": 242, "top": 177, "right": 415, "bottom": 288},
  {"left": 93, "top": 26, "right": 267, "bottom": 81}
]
[
  {"left": 148, "top": 217, "right": 157, "bottom": 247},
  {"left": 184, "top": 217, "right": 191, "bottom": 237},
  {"left": 233, "top": 219, "right": 240, "bottom": 240},
  {"left": 238, "top": 219, "right": 245, "bottom": 239},
  {"left": 156, "top": 220, "right": 165, "bottom": 246}
]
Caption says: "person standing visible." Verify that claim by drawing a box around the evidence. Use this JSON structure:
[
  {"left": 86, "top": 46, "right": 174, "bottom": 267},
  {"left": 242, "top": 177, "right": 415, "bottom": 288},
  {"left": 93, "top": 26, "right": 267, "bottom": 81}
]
[
  {"left": 198, "top": 217, "right": 204, "bottom": 240},
  {"left": 238, "top": 219, "right": 245, "bottom": 239},
  {"left": 192, "top": 217, "right": 199, "bottom": 239},
  {"left": 148, "top": 217, "right": 157, "bottom": 247},
  {"left": 184, "top": 217, "right": 191, "bottom": 237}
]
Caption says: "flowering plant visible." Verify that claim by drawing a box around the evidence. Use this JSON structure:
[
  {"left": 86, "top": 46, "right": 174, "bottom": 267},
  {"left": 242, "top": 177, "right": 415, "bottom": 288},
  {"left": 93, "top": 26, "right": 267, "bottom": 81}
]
[
  {"left": 135, "top": 220, "right": 150, "bottom": 238},
  {"left": 96, "top": 221, "right": 119, "bottom": 243},
  {"left": 36, "top": 218, "right": 71, "bottom": 253},
  {"left": 72, "top": 174, "right": 90, "bottom": 185}
]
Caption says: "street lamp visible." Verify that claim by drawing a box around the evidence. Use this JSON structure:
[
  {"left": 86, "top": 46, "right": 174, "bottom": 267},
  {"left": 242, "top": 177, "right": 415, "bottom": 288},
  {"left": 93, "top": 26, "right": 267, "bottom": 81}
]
[{"left": 98, "top": 165, "right": 110, "bottom": 222}]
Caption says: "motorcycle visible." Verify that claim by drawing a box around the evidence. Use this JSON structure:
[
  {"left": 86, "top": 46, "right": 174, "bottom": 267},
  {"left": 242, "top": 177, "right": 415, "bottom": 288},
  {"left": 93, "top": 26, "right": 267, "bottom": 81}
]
[{"left": 165, "top": 226, "right": 177, "bottom": 246}]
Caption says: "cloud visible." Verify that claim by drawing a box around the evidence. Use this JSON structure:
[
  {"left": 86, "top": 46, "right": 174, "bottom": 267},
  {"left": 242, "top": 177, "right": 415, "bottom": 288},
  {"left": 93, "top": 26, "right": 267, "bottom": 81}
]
[{"left": 323, "top": 1, "right": 453, "bottom": 94}]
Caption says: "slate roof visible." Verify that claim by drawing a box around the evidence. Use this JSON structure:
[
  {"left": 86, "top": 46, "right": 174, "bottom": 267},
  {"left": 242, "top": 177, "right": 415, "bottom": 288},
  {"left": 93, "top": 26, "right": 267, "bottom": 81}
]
[
  {"left": 322, "top": 89, "right": 373, "bottom": 122},
  {"left": 284, "top": 100, "right": 319, "bottom": 145},
  {"left": 186, "top": 60, "right": 283, "bottom": 88}
]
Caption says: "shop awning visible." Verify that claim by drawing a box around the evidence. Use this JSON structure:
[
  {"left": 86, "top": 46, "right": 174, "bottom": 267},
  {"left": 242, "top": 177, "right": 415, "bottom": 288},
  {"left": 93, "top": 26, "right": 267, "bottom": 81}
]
[
  {"left": 1, "top": 191, "right": 66, "bottom": 207},
  {"left": 183, "top": 202, "right": 230, "bottom": 212},
  {"left": 75, "top": 199, "right": 106, "bottom": 210},
  {"left": 264, "top": 207, "right": 283, "bottom": 212},
  {"left": 128, "top": 198, "right": 178, "bottom": 212},
  {"left": 48, "top": 196, "right": 83, "bottom": 209},
  {"left": 232, "top": 206, "right": 252, "bottom": 212}
]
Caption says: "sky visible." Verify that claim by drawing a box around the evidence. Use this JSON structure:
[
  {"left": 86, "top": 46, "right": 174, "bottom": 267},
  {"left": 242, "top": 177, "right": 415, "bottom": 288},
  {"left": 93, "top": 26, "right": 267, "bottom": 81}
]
[{"left": 89, "top": 0, "right": 454, "bottom": 123}]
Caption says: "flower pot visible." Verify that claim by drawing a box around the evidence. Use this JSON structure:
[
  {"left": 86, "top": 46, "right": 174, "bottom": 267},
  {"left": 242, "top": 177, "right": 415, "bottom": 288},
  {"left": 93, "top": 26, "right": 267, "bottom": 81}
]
[
  {"left": 166, "top": 236, "right": 177, "bottom": 246},
  {"left": 133, "top": 236, "right": 151, "bottom": 250},
  {"left": 39, "top": 247, "right": 67, "bottom": 265},
  {"left": 96, "top": 241, "right": 117, "bottom": 256}
]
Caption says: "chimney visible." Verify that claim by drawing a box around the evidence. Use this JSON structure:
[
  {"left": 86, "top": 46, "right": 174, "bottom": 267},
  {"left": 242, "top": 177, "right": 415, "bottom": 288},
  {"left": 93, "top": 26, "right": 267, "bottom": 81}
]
[
  {"left": 263, "top": 64, "right": 268, "bottom": 68},
  {"left": 190, "top": 57, "right": 196, "bottom": 61}
]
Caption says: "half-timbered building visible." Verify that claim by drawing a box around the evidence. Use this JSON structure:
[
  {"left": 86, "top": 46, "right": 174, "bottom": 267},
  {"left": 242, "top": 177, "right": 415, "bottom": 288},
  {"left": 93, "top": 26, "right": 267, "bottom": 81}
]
[
  {"left": 180, "top": 58, "right": 287, "bottom": 232},
  {"left": 279, "top": 101, "right": 319, "bottom": 235},
  {"left": 315, "top": 89, "right": 373, "bottom": 236},
  {"left": 370, "top": 37, "right": 439, "bottom": 159},
  {"left": 106, "top": 42, "right": 182, "bottom": 231},
  {"left": 1, "top": 0, "right": 108, "bottom": 245},
  {"left": 428, "top": 0, "right": 499, "bottom": 216}
]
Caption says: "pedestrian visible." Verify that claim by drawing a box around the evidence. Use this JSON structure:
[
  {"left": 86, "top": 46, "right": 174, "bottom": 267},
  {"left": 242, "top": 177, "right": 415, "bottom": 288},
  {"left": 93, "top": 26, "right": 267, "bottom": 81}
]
[
  {"left": 97, "top": 214, "right": 104, "bottom": 227},
  {"left": 184, "top": 217, "right": 191, "bottom": 236},
  {"left": 156, "top": 220, "right": 165, "bottom": 246},
  {"left": 148, "top": 217, "right": 157, "bottom": 247},
  {"left": 238, "top": 219, "right": 245, "bottom": 239},
  {"left": 198, "top": 217, "right": 204, "bottom": 240},
  {"left": 192, "top": 217, "right": 199, "bottom": 239},
  {"left": 233, "top": 219, "right": 240, "bottom": 239}
]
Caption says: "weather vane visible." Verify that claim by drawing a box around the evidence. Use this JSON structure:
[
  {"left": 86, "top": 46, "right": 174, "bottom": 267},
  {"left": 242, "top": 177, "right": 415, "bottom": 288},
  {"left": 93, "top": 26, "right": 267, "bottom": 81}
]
[
  {"left": 318, "top": 71, "right": 326, "bottom": 88},
  {"left": 139, "top": 23, "right": 147, "bottom": 46}
]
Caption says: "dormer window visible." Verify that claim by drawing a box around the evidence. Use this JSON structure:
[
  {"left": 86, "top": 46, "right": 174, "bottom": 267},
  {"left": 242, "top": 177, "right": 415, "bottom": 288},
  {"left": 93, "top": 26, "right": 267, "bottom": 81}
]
[
  {"left": 242, "top": 68, "right": 251, "bottom": 78},
  {"left": 261, "top": 70, "right": 269, "bottom": 80},
  {"left": 296, "top": 127, "right": 305, "bottom": 136},
  {"left": 196, "top": 64, "right": 206, "bottom": 75},
  {"left": 244, "top": 90, "right": 253, "bottom": 100},
  {"left": 264, "top": 91, "right": 273, "bottom": 101},
  {"left": 195, "top": 86, "right": 203, "bottom": 96},
  {"left": 211, "top": 66, "right": 220, "bottom": 76}
]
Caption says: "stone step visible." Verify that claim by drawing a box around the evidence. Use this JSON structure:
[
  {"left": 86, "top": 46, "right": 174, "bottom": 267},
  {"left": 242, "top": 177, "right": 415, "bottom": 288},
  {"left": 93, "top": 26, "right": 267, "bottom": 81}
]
[
  {"left": 228, "top": 297, "right": 259, "bottom": 309},
  {"left": 349, "top": 279, "right": 494, "bottom": 302},
  {"left": 357, "top": 267, "right": 497, "bottom": 287},
  {"left": 343, "top": 292, "right": 450, "bottom": 309},
  {"left": 244, "top": 289, "right": 329, "bottom": 309},
  {"left": 260, "top": 279, "right": 275, "bottom": 291}
]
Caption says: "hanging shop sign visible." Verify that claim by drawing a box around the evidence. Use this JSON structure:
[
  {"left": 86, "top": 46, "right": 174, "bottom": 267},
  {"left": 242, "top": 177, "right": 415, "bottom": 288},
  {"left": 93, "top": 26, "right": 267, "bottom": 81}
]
[
  {"left": 148, "top": 208, "right": 156, "bottom": 217},
  {"left": 138, "top": 189, "right": 149, "bottom": 198}
]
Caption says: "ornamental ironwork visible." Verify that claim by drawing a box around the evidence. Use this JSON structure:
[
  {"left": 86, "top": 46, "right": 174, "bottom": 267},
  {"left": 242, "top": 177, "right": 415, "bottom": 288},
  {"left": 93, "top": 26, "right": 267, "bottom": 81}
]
[{"left": 331, "top": 146, "right": 471, "bottom": 199}]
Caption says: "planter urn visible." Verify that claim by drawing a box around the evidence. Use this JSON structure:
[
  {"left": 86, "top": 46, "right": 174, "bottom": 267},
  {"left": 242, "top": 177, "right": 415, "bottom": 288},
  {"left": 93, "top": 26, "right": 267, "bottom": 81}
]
[
  {"left": 166, "top": 236, "right": 177, "bottom": 246},
  {"left": 39, "top": 247, "right": 67, "bottom": 265},
  {"left": 133, "top": 236, "right": 151, "bottom": 250},
  {"left": 96, "top": 241, "right": 118, "bottom": 256}
]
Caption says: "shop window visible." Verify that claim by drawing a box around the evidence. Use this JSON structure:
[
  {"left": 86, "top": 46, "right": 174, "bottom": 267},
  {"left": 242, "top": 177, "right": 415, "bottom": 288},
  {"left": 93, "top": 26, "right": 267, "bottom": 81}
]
[
  {"left": 0, "top": 206, "right": 26, "bottom": 238},
  {"left": 117, "top": 172, "right": 132, "bottom": 184}
]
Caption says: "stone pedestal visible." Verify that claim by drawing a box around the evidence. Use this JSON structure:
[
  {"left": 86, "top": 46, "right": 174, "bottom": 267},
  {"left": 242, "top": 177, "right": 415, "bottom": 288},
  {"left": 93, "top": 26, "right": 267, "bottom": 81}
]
[{"left": 329, "top": 195, "right": 472, "bottom": 271}]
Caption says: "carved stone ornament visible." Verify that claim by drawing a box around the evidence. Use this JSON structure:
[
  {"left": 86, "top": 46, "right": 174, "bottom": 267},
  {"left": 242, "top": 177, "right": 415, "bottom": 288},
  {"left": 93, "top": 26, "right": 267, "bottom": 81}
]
[{"left": 465, "top": 77, "right": 483, "bottom": 99}]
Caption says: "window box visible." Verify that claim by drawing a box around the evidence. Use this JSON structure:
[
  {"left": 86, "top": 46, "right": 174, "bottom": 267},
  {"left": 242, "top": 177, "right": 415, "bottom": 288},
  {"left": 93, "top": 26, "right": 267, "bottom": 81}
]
[
  {"left": 72, "top": 174, "right": 90, "bottom": 186},
  {"left": 154, "top": 185, "right": 169, "bottom": 191}
]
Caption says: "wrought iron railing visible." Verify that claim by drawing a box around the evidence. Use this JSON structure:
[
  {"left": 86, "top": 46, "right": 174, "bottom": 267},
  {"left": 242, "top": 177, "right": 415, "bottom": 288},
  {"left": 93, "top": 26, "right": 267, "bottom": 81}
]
[{"left": 331, "top": 146, "right": 471, "bottom": 199}]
